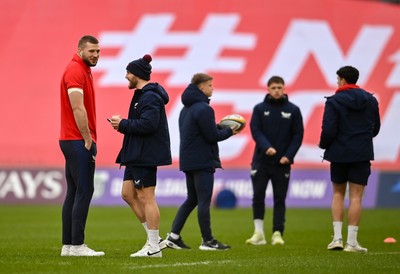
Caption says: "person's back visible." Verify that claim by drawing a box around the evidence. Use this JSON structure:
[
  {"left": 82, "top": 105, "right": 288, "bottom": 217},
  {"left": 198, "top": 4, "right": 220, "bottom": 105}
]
[
  {"left": 164, "top": 73, "right": 237, "bottom": 251},
  {"left": 179, "top": 83, "right": 230, "bottom": 171},
  {"left": 319, "top": 65, "right": 380, "bottom": 253},
  {"left": 320, "top": 87, "right": 380, "bottom": 162}
]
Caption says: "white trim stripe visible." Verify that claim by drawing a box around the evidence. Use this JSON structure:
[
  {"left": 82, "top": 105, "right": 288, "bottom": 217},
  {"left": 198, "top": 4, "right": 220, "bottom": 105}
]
[{"left": 68, "top": 88, "right": 83, "bottom": 95}]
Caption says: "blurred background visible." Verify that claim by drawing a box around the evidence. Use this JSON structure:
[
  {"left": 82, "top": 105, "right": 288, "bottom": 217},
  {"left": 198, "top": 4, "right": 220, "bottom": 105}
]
[{"left": 0, "top": 0, "right": 399, "bottom": 207}]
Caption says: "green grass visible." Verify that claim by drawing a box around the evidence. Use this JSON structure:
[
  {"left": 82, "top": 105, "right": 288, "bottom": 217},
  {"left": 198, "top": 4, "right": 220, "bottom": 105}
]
[{"left": 0, "top": 206, "right": 398, "bottom": 274}]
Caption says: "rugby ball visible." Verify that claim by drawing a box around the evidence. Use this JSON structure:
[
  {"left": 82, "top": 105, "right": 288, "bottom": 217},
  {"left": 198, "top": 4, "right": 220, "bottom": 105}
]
[{"left": 219, "top": 114, "right": 246, "bottom": 131}]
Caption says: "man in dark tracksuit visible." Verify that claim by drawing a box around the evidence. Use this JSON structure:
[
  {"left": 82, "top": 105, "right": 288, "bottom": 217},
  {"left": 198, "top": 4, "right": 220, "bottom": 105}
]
[
  {"left": 109, "top": 54, "right": 172, "bottom": 258},
  {"left": 320, "top": 66, "right": 380, "bottom": 253},
  {"left": 246, "top": 76, "right": 303, "bottom": 246},
  {"left": 164, "top": 73, "right": 239, "bottom": 251}
]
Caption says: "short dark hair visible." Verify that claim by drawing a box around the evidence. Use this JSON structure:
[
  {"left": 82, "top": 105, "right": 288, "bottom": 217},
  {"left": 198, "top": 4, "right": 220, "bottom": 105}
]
[
  {"left": 336, "top": 66, "right": 359, "bottom": 84},
  {"left": 267, "top": 76, "right": 285, "bottom": 86},
  {"left": 191, "top": 73, "right": 213, "bottom": 86},
  {"left": 78, "top": 35, "right": 99, "bottom": 49}
]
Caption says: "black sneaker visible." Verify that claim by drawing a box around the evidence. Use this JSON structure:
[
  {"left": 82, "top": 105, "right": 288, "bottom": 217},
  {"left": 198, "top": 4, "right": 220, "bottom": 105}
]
[
  {"left": 199, "top": 239, "right": 230, "bottom": 251},
  {"left": 165, "top": 234, "right": 191, "bottom": 249}
]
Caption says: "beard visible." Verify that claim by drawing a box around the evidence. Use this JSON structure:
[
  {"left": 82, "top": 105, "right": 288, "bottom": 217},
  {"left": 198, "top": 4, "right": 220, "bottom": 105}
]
[
  {"left": 82, "top": 55, "right": 98, "bottom": 67},
  {"left": 128, "top": 77, "right": 138, "bottom": 89}
]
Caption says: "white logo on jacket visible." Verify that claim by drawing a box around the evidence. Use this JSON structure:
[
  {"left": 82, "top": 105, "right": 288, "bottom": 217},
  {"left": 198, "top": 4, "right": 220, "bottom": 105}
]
[{"left": 281, "top": 112, "right": 291, "bottom": 119}]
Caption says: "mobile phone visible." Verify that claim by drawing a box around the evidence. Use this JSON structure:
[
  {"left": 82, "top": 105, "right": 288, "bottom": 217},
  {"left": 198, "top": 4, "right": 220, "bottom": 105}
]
[{"left": 107, "top": 118, "right": 112, "bottom": 123}]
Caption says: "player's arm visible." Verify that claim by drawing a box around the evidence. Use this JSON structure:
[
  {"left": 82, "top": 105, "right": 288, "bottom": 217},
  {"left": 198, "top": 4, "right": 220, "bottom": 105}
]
[{"left": 68, "top": 88, "right": 92, "bottom": 150}]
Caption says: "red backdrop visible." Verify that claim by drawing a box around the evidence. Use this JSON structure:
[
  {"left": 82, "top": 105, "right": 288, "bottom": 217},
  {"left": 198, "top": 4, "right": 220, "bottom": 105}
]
[{"left": 0, "top": 0, "right": 399, "bottom": 169}]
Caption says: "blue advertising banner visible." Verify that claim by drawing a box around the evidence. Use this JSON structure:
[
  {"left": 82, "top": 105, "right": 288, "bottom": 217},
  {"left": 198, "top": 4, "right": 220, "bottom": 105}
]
[
  {"left": 376, "top": 172, "right": 400, "bottom": 208},
  {"left": 0, "top": 168, "right": 378, "bottom": 208},
  {"left": 91, "top": 168, "right": 379, "bottom": 208}
]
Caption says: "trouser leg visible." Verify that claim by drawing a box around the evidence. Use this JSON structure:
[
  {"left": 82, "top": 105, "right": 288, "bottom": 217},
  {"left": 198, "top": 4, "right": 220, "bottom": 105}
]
[
  {"left": 171, "top": 172, "right": 197, "bottom": 234},
  {"left": 194, "top": 169, "right": 214, "bottom": 242},
  {"left": 271, "top": 165, "right": 290, "bottom": 235}
]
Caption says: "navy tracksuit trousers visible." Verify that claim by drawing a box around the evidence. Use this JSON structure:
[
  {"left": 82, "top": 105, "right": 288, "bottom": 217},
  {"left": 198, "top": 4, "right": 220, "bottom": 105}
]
[
  {"left": 251, "top": 163, "right": 290, "bottom": 234},
  {"left": 59, "top": 140, "right": 96, "bottom": 245},
  {"left": 171, "top": 169, "right": 215, "bottom": 242}
]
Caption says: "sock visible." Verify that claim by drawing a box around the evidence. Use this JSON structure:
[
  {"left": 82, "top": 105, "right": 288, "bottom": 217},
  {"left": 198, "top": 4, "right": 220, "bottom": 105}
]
[
  {"left": 333, "top": 221, "right": 343, "bottom": 240},
  {"left": 142, "top": 222, "right": 150, "bottom": 242},
  {"left": 347, "top": 225, "right": 358, "bottom": 246},
  {"left": 254, "top": 219, "right": 264, "bottom": 234},
  {"left": 142, "top": 222, "right": 149, "bottom": 234},
  {"left": 170, "top": 232, "right": 179, "bottom": 240},
  {"left": 148, "top": 229, "right": 160, "bottom": 251}
]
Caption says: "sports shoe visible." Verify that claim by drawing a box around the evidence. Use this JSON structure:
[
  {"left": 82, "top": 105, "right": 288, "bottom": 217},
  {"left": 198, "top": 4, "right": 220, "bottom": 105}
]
[
  {"left": 245, "top": 232, "right": 266, "bottom": 245},
  {"left": 164, "top": 234, "right": 191, "bottom": 249},
  {"left": 327, "top": 239, "right": 343, "bottom": 250},
  {"left": 199, "top": 239, "right": 230, "bottom": 251},
  {"left": 69, "top": 244, "right": 105, "bottom": 256},
  {"left": 344, "top": 242, "right": 368, "bottom": 253},
  {"left": 61, "top": 245, "right": 71, "bottom": 256},
  {"left": 142, "top": 237, "right": 167, "bottom": 250},
  {"left": 271, "top": 231, "right": 285, "bottom": 245},
  {"left": 130, "top": 246, "right": 162, "bottom": 258},
  {"left": 158, "top": 238, "right": 168, "bottom": 250}
]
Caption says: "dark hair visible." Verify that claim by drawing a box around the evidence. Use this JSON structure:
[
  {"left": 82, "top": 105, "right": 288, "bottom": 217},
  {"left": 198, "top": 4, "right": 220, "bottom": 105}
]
[
  {"left": 336, "top": 66, "right": 359, "bottom": 84},
  {"left": 78, "top": 35, "right": 99, "bottom": 49},
  {"left": 267, "top": 76, "right": 285, "bottom": 86},
  {"left": 191, "top": 73, "right": 213, "bottom": 86}
]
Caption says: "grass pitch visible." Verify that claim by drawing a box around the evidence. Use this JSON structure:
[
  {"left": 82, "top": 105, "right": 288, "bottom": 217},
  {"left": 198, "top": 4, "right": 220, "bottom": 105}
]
[{"left": 0, "top": 205, "right": 398, "bottom": 273}]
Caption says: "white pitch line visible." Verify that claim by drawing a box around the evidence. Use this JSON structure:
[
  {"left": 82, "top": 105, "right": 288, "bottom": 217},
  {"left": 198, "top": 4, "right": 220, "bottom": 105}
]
[
  {"left": 367, "top": 252, "right": 400, "bottom": 255},
  {"left": 125, "top": 260, "right": 233, "bottom": 269}
]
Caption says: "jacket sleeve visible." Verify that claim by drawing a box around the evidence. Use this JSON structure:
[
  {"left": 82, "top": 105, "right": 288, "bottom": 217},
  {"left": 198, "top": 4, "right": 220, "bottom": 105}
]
[
  {"left": 198, "top": 105, "right": 232, "bottom": 143},
  {"left": 284, "top": 106, "right": 304, "bottom": 162},
  {"left": 319, "top": 98, "right": 338, "bottom": 149},
  {"left": 372, "top": 97, "right": 381, "bottom": 137},
  {"left": 250, "top": 105, "right": 272, "bottom": 152},
  {"left": 118, "top": 93, "right": 162, "bottom": 135}
]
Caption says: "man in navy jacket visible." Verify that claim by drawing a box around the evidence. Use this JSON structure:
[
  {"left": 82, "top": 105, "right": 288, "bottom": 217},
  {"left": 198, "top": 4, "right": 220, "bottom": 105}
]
[
  {"left": 164, "top": 73, "right": 240, "bottom": 251},
  {"left": 246, "top": 76, "right": 303, "bottom": 246},
  {"left": 319, "top": 66, "right": 380, "bottom": 253},
  {"left": 109, "top": 54, "right": 171, "bottom": 258}
]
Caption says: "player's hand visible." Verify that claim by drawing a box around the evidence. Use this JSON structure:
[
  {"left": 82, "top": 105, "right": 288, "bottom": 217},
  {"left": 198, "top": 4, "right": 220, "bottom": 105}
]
[
  {"left": 84, "top": 138, "right": 93, "bottom": 150},
  {"left": 279, "top": 156, "right": 290, "bottom": 165},
  {"left": 266, "top": 147, "right": 276, "bottom": 156},
  {"left": 110, "top": 115, "right": 121, "bottom": 130},
  {"left": 231, "top": 125, "right": 240, "bottom": 135}
]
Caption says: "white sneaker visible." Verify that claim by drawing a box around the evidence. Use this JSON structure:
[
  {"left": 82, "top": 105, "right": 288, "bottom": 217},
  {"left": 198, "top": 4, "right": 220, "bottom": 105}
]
[
  {"left": 61, "top": 245, "right": 71, "bottom": 256},
  {"left": 141, "top": 238, "right": 167, "bottom": 250},
  {"left": 245, "top": 232, "right": 266, "bottom": 245},
  {"left": 69, "top": 244, "right": 105, "bottom": 256},
  {"left": 271, "top": 231, "right": 285, "bottom": 245},
  {"left": 344, "top": 242, "right": 368, "bottom": 253},
  {"left": 327, "top": 239, "right": 343, "bottom": 250},
  {"left": 130, "top": 246, "right": 162, "bottom": 258}
]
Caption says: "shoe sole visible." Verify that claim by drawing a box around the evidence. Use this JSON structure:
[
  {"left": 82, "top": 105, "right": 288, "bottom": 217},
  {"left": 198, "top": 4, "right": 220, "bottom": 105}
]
[
  {"left": 199, "top": 246, "right": 230, "bottom": 251},
  {"left": 271, "top": 241, "right": 284, "bottom": 245},
  {"left": 245, "top": 240, "right": 267, "bottom": 245},
  {"left": 165, "top": 240, "right": 183, "bottom": 250},
  {"left": 328, "top": 245, "right": 344, "bottom": 250},
  {"left": 344, "top": 249, "right": 367, "bottom": 252},
  {"left": 130, "top": 253, "right": 162, "bottom": 257},
  {"left": 343, "top": 247, "right": 367, "bottom": 253},
  {"left": 69, "top": 253, "right": 105, "bottom": 256},
  {"left": 327, "top": 243, "right": 344, "bottom": 250}
]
